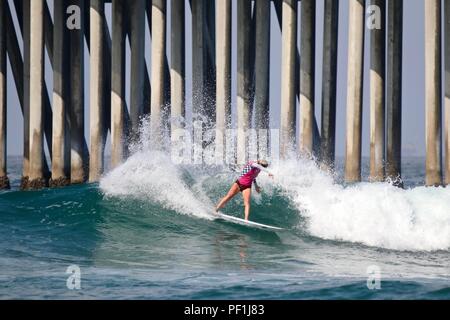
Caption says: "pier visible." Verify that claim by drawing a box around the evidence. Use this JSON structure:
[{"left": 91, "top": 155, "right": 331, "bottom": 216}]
[{"left": 0, "top": 0, "right": 448, "bottom": 190}]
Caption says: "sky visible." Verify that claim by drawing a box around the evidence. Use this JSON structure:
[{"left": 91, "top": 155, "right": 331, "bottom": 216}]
[{"left": 5, "top": 0, "right": 431, "bottom": 158}]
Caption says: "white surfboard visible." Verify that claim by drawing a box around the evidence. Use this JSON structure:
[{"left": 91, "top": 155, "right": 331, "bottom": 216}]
[{"left": 215, "top": 212, "right": 284, "bottom": 231}]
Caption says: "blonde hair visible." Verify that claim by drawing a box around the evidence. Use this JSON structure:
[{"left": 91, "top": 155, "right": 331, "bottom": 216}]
[{"left": 258, "top": 159, "right": 269, "bottom": 168}]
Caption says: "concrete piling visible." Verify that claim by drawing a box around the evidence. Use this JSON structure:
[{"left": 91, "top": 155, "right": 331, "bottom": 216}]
[
  {"left": 111, "top": 0, "right": 127, "bottom": 169},
  {"left": 15, "top": 0, "right": 53, "bottom": 171},
  {"left": 237, "top": 0, "right": 252, "bottom": 164},
  {"left": 89, "top": 0, "right": 105, "bottom": 182},
  {"left": 320, "top": 0, "right": 339, "bottom": 168},
  {"left": 445, "top": 0, "right": 450, "bottom": 186},
  {"left": 171, "top": 0, "right": 185, "bottom": 133},
  {"left": 386, "top": 0, "right": 403, "bottom": 187},
  {"left": 299, "top": 0, "right": 316, "bottom": 157},
  {"left": 151, "top": 0, "right": 167, "bottom": 147},
  {"left": 192, "top": 0, "right": 216, "bottom": 163},
  {"left": 28, "top": 0, "right": 46, "bottom": 189},
  {"left": 345, "top": 0, "right": 365, "bottom": 183},
  {"left": 254, "top": 0, "right": 271, "bottom": 159},
  {"left": 129, "top": 0, "right": 146, "bottom": 143},
  {"left": 70, "top": 0, "right": 87, "bottom": 184},
  {"left": 280, "top": 0, "right": 297, "bottom": 159},
  {"left": 215, "top": 0, "right": 231, "bottom": 164},
  {"left": 0, "top": 0, "right": 8, "bottom": 189},
  {"left": 369, "top": 0, "right": 386, "bottom": 182},
  {"left": 50, "top": 0, "right": 70, "bottom": 187},
  {"left": 425, "top": 0, "right": 443, "bottom": 187},
  {"left": 192, "top": 0, "right": 206, "bottom": 124},
  {"left": 21, "top": 0, "right": 31, "bottom": 188}
]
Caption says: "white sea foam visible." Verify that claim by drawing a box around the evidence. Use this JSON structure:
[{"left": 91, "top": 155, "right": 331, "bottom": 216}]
[
  {"left": 101, "top": 116, "right": 217, "bottom": 219},
  {"left": 101, "top": 147, "right": 450, "bottom": 251},
  {"left": 100, "top": 117, "right": 450, "bottom": 252},
  {"left": 100, "top": 150, "right": 214, "bottom": 220},
  {"left": 273, "top": 157, "right": 450, "bottom": 252}
]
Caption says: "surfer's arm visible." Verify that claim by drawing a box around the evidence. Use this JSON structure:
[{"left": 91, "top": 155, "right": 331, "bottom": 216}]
[
  {"left": 251, "top": 163, "right": 274, "bottom": 177},
  {"left": 254, "top": 180, "right": 261, "bottom": 193}
]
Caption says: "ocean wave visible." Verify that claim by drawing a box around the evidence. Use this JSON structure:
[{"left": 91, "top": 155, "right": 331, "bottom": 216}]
[
  {"left": 100, "top": 150, "right": 215, "bottom": 220},
  {"left": 274, "top": 157, "right": 450, "bottom": 252},
  {"left": 99, "top": 116, "right": 450, "bottom": 252}
]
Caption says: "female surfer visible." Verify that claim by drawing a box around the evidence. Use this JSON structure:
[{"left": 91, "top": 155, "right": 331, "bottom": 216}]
[{"left": 215, "top": 160, "right": 274, "bottom": 221}]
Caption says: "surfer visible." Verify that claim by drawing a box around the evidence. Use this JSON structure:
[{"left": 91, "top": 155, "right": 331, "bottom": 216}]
[{"left": 215, "top": 160, "right": 274, "bottom": 221}]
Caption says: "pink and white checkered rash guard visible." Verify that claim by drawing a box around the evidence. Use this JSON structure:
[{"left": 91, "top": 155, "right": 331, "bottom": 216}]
[{"left": 237, "top": 161, "right": 269, "bottom": 188}]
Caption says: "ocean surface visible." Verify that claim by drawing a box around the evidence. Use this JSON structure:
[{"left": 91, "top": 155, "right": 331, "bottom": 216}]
[{"left": 1, "top": 151, "right": 449, "bottom": 300}]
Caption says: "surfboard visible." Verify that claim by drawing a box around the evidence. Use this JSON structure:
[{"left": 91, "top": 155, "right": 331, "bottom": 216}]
[{"left": 215, "top": 212, "right": 284, "bottom": 231}]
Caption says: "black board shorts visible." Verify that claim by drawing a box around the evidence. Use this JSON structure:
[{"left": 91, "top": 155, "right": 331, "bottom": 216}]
[{"left": 235, "top": 180, "right": 251, "bottom": 192}]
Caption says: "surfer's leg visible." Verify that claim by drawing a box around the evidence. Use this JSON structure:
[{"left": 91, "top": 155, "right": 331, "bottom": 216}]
[
  {"left": 216, "top": 183, "right": 240, "bottom": 211},
  {"left": 242, "top": 188, "right": 251, "bottom": 221}
]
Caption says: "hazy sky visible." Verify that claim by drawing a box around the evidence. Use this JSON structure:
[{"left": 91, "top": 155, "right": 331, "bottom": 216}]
[{"left": 5, "top": 0, "right": 430, "bottom": 158}]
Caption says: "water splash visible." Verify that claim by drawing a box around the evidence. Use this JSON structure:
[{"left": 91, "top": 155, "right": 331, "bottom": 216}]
[
  {"left": 101, "top": 116, "right": 217, "bottom": 219},
  {"left": 272, "top": 157, "right": 450, "bottom": 252},
  {"left": 100, "top": 117, "right": 450, "bottom": 252}
]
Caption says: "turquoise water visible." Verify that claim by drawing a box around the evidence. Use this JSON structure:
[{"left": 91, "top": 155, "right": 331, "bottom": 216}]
[{"left": 0, "top": 155, "right": 449, "bottom": 299}]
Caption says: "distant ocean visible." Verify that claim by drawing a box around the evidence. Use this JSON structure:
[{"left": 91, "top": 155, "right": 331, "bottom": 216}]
[{"left": 1, "top": 153, "right": 449, "bottom": 299}]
